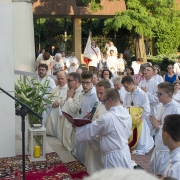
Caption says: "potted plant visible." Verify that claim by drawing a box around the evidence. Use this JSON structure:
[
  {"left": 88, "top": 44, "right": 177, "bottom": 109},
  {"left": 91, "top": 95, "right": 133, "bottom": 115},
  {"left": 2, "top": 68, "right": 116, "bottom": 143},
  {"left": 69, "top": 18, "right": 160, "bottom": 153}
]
[{"left": 15, "top": 76, "right": 54, "bottom": 127}]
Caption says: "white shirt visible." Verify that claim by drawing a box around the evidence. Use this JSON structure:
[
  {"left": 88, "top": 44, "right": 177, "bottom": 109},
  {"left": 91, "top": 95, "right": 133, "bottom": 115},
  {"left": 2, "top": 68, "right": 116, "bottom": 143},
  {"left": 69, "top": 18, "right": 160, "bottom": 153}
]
[
  {"left": 53, "top": 60, "right": 64, "bottom": 74},
  {"left": 164, "top": 147, "right": 180, "bottom": 180},
  {"left": 123, "top": 86, "right": 154, "bottom": 155},
  {"left": 150, "top": 100, "right": 180, "bottom": 174},
  {"left": 153, "top": 74, "right": 164, "bottom": 84},
  {"left": 116, "top": 58, "right": 126, "bottom": 72},
  {"left": 138, "top": 78, "right": 160, "bottom": 129},
  {"left": 76, "top": 105, "right": 132, "bottom": 169},
  {"left": 172, "top": 90, "right": 180, "bottom": 104},
  {"left": 174, "top": 62, "right": 180, "bottom": 75},
  {"left": 88, "top": 46, "right": 101, "bottom": 67},
  {"left": 118, "top": 87, "right": 127, "bottom": 103},
  {"left": 107, "top": 45, "right": 118, "bottom": 56},
  {"left": 68, "top": 56, "right": 80, "bottom": 73},
  {"left": 131, "top": 61, "right": 141, "bottom": 75}
]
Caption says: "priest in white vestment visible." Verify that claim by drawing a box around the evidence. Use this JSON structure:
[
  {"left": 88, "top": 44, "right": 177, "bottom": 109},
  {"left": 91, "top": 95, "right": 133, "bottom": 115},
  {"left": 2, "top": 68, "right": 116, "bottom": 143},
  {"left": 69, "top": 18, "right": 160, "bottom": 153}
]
[
  {"left": 149, "top": 82, "right": 180, "bottom": 175},
  {"left": 75, "top": 88, "right": 132, "bottom": 169},
  {"left": 68, "top": 51, "right": 80, "bottom": 73},
  {"left": 74, "top": 71, "right": 98, "bottom": 165},
  {"left": 106, "top": 50, "right": 117, "bottom": 76},
  {"left": 106, "top": 41, "right": 118, "bottom": 56},
  {"left": 162, "top": 114, "right": 180, "bottom": 180},
  {"left": 122, "top": 76, "right": 154, "bottom": 155},
  {"left": 45, "top": 71, "right": 68, "bottom": 142},
  {"left": 85, "top": 80, "right": 111, "bottom": 175},
  {"left": 61, "top": 51, "right": 70, "bottom": 74},
  {"left": 37, "top": 64, "right": 56, "bottom": 125},
  {"left": 88, "top": 40, "right": 101, "bottom": 73},
  {"left": 62, "top": 72, "right": 83, "bottom": 151},
  {"left": 138, "top": 65, "right": 160, "bottom": 129}
]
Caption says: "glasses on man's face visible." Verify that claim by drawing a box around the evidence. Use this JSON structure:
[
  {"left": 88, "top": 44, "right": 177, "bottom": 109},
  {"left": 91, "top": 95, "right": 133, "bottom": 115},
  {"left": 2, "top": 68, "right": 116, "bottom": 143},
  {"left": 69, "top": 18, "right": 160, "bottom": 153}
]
[
  {"left": 82, "top": 81, "right": 92, "bottom": 85},
  {"left": 101, "top": 98, "right": 109, "bottom": 104},
  {"left": 156, "top": 91, "right": 169, "bottom": 97},
  {"left": 67, "top": 79, "right": 75, "bottom": 83}
]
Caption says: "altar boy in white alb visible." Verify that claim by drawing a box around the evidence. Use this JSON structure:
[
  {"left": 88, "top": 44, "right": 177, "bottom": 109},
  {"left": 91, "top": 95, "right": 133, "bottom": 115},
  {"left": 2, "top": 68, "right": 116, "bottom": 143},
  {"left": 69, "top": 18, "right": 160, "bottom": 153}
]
[
  {"left": 75, "top": 88, "right": 132, "bottom": 169},
  {"left": 163, "top": 114, "right": 180, "bottom": 180},
  {"left": 85, "top": 80, "right": 111, "bottom": 175},
  {"left": 149, "top": 82, "right": 180, "bottom": 175},
  {"left": 74, "top": 71, "right": 98, "bottom": 165},
  {"left": 122, "top": 76, "right": 154, "bottom": 155},
  {"left": 138, "top": 65, "right": 160, "bottom": 129}
]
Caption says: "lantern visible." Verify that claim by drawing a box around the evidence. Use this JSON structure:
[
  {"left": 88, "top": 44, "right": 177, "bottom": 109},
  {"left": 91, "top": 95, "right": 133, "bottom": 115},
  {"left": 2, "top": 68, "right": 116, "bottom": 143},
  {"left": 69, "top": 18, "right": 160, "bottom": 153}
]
[{"left": 28, "top": 126, "right": 46, "bottom": 162}]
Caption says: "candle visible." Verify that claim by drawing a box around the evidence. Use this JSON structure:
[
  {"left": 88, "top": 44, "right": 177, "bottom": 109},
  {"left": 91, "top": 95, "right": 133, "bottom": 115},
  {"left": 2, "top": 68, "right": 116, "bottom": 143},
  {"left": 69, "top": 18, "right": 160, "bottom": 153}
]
[{"left": 34, "top": 146, "right": 40, "bottom": 158}]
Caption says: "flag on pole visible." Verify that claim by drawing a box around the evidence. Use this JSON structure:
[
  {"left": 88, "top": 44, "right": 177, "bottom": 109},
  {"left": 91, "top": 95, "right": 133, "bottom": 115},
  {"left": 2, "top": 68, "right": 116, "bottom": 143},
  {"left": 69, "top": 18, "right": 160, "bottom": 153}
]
[{"left": 83, "top": 36, "right": 92, "bottom": 66}]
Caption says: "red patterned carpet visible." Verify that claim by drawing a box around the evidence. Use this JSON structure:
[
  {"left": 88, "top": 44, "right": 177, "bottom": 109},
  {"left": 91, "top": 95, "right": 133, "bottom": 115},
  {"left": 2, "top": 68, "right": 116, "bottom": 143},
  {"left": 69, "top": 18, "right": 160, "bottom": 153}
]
[{"left": 0, "top": 152, "right": 89, "bottom": 180}]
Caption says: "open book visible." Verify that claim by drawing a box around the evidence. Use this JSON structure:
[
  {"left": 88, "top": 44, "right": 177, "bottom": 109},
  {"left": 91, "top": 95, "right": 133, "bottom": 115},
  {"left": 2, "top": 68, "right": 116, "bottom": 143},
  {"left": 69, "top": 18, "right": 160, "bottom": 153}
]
[{"left": 62, "top": 111, "right": 92, "bottom": 127}]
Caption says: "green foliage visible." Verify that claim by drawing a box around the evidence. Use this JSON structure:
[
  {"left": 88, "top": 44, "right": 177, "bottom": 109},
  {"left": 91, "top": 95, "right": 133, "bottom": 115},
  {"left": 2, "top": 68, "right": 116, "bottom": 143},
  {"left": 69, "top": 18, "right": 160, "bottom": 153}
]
[
  {"left": 146, "top": 54, "right": 178, "bottom": 71},
  {"left": 102, "top": 0, "right": 180, "bottom": 55},
  {"left": 15, "top": 76, "right": 54, "bottom": 127}
]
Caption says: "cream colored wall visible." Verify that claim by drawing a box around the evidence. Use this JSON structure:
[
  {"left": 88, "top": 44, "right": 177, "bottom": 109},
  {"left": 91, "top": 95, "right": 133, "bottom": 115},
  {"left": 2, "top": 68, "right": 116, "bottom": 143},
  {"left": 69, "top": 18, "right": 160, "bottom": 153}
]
[
  {"left": 0, "top": 5, "right": 15, "bottom": 157},
  {"left": 13, "top": 2, "right": 35, "bottom": 72}
]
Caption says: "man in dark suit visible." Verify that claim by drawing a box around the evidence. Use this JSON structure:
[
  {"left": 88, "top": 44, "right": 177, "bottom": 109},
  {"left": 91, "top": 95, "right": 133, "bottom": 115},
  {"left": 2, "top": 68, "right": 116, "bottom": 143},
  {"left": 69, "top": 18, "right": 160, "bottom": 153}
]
[{"left": 50, "top": 45, "right": 56, "bottom": 58}]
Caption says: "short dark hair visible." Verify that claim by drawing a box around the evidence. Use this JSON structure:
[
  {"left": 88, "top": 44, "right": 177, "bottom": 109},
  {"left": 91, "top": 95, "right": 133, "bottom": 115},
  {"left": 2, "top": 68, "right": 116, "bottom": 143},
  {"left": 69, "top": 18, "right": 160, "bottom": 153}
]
[
  {"left": 126, "top": 66, "right": 134, "bottom": 75},
  {"left": 96, "top": 80, "right": 111, "bottom": 90},
  {"left": 38, "top": 64, "right": 48, "bottom": 70},
  {"left": 158, "top": 82, "right": 174, "bottom": 95},
  {"left": 121, "top": 76, "right": 134, "bottom": 84},
  {"left": 163, "top": 114, "right": 180, "bottom": 142},
  {"left": 81, "top": 71, "right": 93, "bottom": 80},
  {"left": 104, "top": 88, "right": 120, "bottom": 103},
  {"left": 68, "top": 72, "right": 81, "bottom": 83},
  {"left": 101, "top": 69, "right": 113, "bottom": 79},
  {"left": 43, "top": 52, "right": 50, "bottom": 60}
]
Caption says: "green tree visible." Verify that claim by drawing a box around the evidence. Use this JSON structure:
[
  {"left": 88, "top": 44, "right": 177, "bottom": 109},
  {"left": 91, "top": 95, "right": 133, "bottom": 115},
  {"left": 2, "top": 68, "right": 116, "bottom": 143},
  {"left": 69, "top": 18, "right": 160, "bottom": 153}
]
[{"left": 83, "top": 0, "right": 180, "bottom": 62}]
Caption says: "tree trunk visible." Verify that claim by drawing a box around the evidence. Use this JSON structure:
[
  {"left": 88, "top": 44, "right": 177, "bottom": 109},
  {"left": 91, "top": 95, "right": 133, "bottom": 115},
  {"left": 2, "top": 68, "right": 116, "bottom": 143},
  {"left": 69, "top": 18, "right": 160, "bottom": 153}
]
[{"left": 132, "top": 30, "right": 147, "bottom": 62}]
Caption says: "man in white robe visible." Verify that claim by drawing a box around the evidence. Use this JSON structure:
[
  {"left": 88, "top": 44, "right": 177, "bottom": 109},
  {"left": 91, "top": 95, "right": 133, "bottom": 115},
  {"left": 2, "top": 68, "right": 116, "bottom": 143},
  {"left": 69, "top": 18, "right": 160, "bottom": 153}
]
[
  {"left": 106, "top": 41, "right": 118, "bottom": 56},
  {"left": 138, "top": 65, "right": 160, "bottom": 129},
  {"left": 45, "top": 71, "right": 68, "bottom": 142},
  {"left": 112, "top": 76, "right": 127, "bottom": 104},
  {"left": 88, "top": 41, "right": 101, "bottom": 73},
  {"left": 74, "top": 88, "right": 132, "bottom": 169},
  {"left": 68, "top": 51, "right": 80, "bottom": 73},
  {"left": 62, "top": 72, "right": 83, "bottom": 151},
  {"left": 149, "top": 82, "right": 180, "bottom": 175},
  {"left": 74, "top": 71, "right": 98, "bottom": 165},
  {"left": 61, "top": 51, "right": 70, "bottom": 74},
  {"left": 122, "top": 76, "right": 154, "bottom": 155},
  {"left": 106, "top": 50, "right": 117, "bottom": 76},
  {"left": 85, "top": 80, "right": 111, "bottom": 175},
  {"left": 162, "top": 114, "right": 180, "bottom": 180},
  {"left": 37, "top": 64, "right": 56, "bottom": 125}
]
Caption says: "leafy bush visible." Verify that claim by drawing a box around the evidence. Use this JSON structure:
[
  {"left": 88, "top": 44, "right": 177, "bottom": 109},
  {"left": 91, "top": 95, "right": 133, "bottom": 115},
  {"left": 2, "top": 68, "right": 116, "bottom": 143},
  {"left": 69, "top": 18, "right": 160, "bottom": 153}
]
[{"left": 15, "top": 76, "right": 54, "bottom": 127}]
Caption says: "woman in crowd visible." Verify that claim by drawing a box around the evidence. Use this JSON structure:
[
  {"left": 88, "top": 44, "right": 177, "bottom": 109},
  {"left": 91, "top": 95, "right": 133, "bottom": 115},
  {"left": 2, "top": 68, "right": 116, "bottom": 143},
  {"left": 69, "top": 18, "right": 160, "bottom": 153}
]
[
  {"left": 172, "top": 81, "right": 180, "bottom": 104},
  {"left": 100, "top": 69, "right": 114, "bottom": 87},
  {"left": 53, "top": 54, "right": 64, "bottom": 75},
  {"left": 124, "top": 67, "right": 134, "bottom": 79},
  {"left": 153, "top": 65, "right": 164, "bottom": 84},
  {"left": 133, "top": 64, "right": 147, "bottom": 85},
  {"left": 163, "top": 64, "right": 178, "bottom": 84}
]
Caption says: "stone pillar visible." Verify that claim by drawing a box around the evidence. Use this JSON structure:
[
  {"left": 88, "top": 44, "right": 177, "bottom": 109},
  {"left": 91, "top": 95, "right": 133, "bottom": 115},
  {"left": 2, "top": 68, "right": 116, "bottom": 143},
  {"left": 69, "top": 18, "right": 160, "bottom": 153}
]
[
  {"left": 73, "top": 17, "right": 83, "bottom": 63},
  {"left": 0, "top": 4, "right": 15, "bottom": 157}
]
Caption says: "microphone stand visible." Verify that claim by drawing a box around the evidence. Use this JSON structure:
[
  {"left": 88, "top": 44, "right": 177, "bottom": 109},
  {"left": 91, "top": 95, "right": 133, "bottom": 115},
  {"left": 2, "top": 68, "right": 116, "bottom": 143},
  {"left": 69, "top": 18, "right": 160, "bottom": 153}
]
[{"left": 0, "top": 87, "right": 42, "bottom": 180}]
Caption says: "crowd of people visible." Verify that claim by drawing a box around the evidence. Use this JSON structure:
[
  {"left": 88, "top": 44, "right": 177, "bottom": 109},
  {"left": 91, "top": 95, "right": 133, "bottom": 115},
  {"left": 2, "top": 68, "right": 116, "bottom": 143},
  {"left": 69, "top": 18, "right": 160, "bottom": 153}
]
[{"left": 34, "top": 40, "right": 180, "bottom": 180}]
